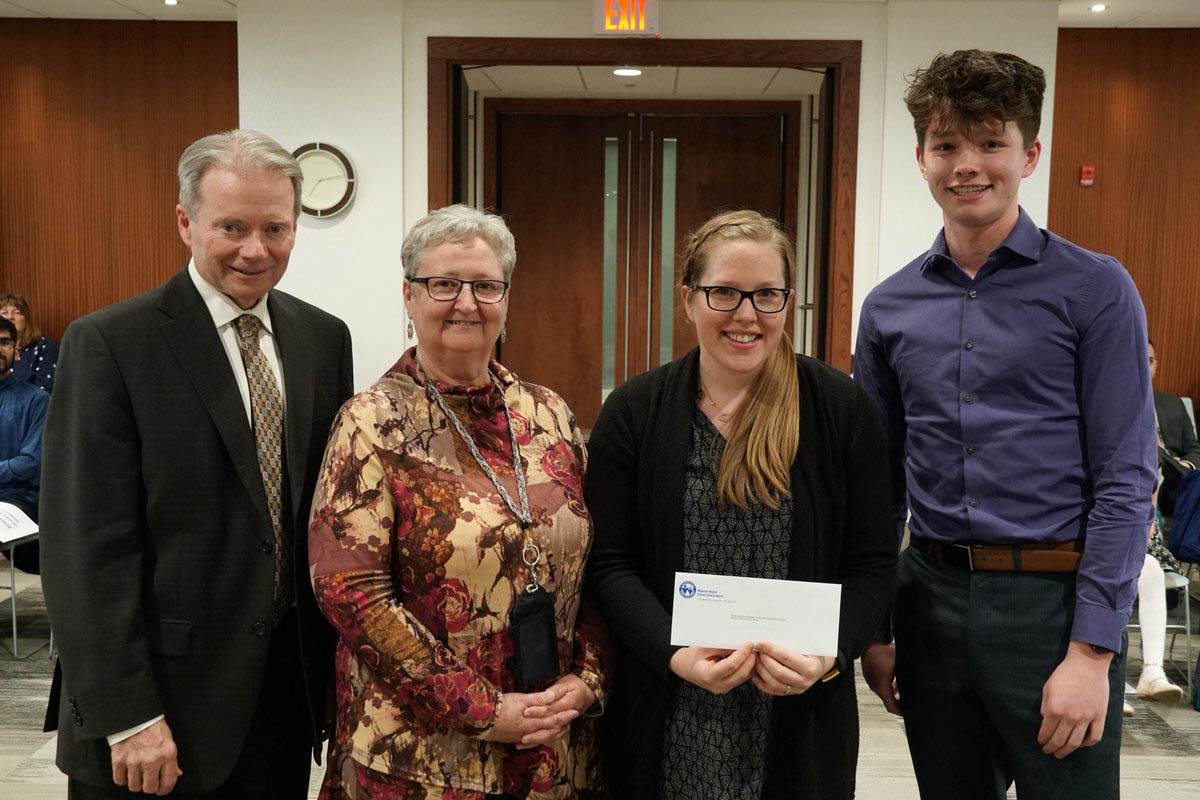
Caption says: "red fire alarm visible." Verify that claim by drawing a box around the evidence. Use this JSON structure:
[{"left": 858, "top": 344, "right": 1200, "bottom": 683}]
[{"left": 1080, "top": 165, "right": 1095, "bottom": 187}]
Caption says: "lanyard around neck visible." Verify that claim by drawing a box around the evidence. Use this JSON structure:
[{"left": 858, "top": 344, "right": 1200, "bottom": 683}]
[
  {"left": 424, "top": 372, "right": 532, "bottom": 529},
  {"left": 424, "top": 373, "right": 543, "bottom": 591}
]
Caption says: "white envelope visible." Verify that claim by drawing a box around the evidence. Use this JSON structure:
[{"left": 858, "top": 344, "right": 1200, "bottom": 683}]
[{"left": 670, "top": 571, "right": 841, "bottom": 657}]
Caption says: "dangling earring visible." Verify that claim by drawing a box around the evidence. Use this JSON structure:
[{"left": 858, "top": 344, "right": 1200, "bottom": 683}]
[
  {"left": 500, "top": 325, "right": 507, "bottom": 344},
  {"left": 407, "top": 320, "right": 414, "bottom": 339}
]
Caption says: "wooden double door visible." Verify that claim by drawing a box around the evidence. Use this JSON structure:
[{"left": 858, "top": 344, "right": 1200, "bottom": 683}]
[{"left": 485, "top": 100, "right": 802, "bottom": 432}]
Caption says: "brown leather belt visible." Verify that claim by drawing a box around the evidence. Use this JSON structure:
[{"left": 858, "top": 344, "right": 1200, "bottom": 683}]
[{"left": 909, "top": 535, "right": 1084, "bottom": 573}]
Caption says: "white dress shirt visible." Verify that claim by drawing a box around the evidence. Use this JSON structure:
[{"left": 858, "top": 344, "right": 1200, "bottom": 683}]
[
  {"left": 187, "top": 260, "right": 287, "bottom": 420},
  {"left": 107, "top": 261, "right": 287, "bottom": 746}
]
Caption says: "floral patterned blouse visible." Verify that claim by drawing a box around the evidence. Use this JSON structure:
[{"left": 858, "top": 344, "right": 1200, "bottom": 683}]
[{"left": 309, "top": 348, "right": 608, "bottom": 797}]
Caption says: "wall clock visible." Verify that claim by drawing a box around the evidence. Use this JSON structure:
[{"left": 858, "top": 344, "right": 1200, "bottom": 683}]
[{"left": 293, "top": 142, "right": 356, "bottom": 217}]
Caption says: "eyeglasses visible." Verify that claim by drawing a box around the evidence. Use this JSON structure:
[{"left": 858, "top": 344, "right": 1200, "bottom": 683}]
[
  {"left": 689, "top": 285, "right": 792, "bottom": 313},
  {"left": 409, "top": 277, "right": 510, "bottom": 304},
  {"left": 0, "top": 337, "right": 14, "bottom": 348}
]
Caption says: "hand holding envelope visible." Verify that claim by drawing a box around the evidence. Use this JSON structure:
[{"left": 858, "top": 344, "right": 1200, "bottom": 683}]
[
  {"left": 668, "top": 642, "right": 759, "bottom": 694},
  {"left": 750, "top": 641, "right": 836, "bottom": 697},
  {"left": 670, "top": 571, "right": 841, "bottom": 697}
]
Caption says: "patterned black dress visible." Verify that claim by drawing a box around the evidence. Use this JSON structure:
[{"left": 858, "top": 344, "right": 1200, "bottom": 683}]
[{"left": 659, "top": 407, "right": 796, "bottom": 800}]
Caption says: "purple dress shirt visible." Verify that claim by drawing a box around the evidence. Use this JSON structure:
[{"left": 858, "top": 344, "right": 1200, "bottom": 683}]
[{"left": 854, "top": 209, "right": 1156, "bottom": 651}]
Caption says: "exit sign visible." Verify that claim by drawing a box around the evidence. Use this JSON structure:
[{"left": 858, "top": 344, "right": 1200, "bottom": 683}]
[{"left": 594, "top": 0, "right": 659, "bottom": 37}]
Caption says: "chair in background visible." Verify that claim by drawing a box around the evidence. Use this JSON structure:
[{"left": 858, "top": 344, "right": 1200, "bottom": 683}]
[
  {"left": 1164, "top": 570, "right": 1195, "bottom": 697},
  {"left": 0, "top": 529, "right": 48, "bottom": 659}
]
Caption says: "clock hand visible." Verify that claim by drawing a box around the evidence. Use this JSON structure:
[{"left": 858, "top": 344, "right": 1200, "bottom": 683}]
[{"left": 304, "top": 176, "right": 335, "bottom": 200}]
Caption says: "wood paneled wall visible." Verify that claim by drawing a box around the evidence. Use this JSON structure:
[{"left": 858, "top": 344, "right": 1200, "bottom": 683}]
[
  {"left": 0, "top": 20, "right": 237, "bottom": 344},
  {"left": 1049, "top": 29, "right": 1200, "bottom": 403}
]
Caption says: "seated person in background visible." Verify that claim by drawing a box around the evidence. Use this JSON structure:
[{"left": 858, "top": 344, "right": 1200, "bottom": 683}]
[
  {"left": 1129, "top": 488, "right": 1186, "bottom": 712},
  {"left": 0, "top": 293, "right": 58, "bottom": 394},
  {"left": 0, "top": 316, "right": 49, "bottom": 574},
  {"left": 1150, "top": 337, "right": 1199, "bottom": 515}
]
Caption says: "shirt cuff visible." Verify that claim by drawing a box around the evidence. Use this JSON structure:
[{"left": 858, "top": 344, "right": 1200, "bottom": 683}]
[
  {"left": 575, "top": 668, "right": 606, "bottom": 716},
  {"left": 1069, "top": 602, "right": 1129, "bottom": 653},
  {"left": 106, "top": 715, "right": 164, "bottom": 747}
]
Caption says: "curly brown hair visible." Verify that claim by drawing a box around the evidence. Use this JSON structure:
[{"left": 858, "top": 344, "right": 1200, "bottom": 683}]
[{"left": 905, "top": 50, "right": 1046, "bottom": 149}]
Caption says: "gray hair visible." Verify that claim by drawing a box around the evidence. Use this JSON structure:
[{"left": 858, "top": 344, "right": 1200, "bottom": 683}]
[
  {"left": 401, "top": 205, "right": 517, "bottom": 281},
  {"left": 177, "top": 129, "right": 303, "bottom": 219}
]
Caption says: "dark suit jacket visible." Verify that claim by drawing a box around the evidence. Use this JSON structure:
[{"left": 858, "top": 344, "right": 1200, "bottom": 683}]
[
  {"left": 1155, "top": 389, "right": 1200, "bottom": 466},
  {"left": 584, "top": 349, "right": 895, "bottom": 800},
  {"left": 40, "top": 268, "right": 353, "bottom": 791}
]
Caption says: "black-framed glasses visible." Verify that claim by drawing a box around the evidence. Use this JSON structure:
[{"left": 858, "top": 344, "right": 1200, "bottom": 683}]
[
  {"left": 689, "top": 285, "right": 792, "bottom": 313},
  {"left": 409, "top": 276, "right": 510, "bottom": 304}
]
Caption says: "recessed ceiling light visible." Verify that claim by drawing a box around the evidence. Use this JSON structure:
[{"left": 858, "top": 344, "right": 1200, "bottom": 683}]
[
  {"left": 164, "top": 0, "right": 178, "bottom": 5},
  {"left": 613, "top": 68, "right": 642, "bottom": 77},
  {"left": 1090, "top": 3, "right": 1106, "bottom": 11}
]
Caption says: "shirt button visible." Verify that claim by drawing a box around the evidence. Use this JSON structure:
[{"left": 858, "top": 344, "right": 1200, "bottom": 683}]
[
  {"left": 964, "top": 339, "right": 974, "bottom": 350},
  {"left": 969, "top": 498, "right": 980, "bottom": 508},
  {"left": 261, "top": 539, "right": 274, "bottom": 554},
  {"left": 967, "top": 445, "right": 977, "bottom": 454},
  {"left": 962, "top": 393, "right": 973, "bottom": 403},
  {"left": 968, "top": 289, "right": 978, "bottom": 299},
  {"left": 253, "top": 622, "right": 267, "bottom": 637}
]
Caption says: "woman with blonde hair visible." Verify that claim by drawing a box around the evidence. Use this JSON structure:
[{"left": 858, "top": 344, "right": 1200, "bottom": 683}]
[
  {"left": 585, "top": 210, "right": 895, "bottom": 799},
  {"left": 0, "top": 293, "right": 57, "bottom": 393}
]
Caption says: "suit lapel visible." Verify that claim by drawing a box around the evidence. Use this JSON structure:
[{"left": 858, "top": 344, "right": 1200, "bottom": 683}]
[
  {"left": 158, "top": 269, "right": 273, "bottom": 526},
  {"left": 269, "top": 292, "right": 315, "bottom": 518}
]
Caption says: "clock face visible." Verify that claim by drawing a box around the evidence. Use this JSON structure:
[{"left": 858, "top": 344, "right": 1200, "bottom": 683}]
[{"left": 293, "top": 143, "right": 355, "bottom": 217}]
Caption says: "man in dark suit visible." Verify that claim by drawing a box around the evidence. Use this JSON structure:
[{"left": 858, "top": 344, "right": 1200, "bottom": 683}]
[
  {"left": 40, "top": 129, "right": 353, "bottom": 798},
  {"left": 1150, "top": 338, "right": 1199, "bottom": 515}
]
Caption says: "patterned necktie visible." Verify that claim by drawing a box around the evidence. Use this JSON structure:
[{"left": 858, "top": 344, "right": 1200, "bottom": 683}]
[{"left": 234, "top": 313, "right": 292, "bottom": 622}]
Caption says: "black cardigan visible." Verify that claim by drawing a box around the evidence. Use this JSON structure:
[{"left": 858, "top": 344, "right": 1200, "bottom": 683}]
[{"left": 584, "top": 349, "right": 895, "bottom": 800}]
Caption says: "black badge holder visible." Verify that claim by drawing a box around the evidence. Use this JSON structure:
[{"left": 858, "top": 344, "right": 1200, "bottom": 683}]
[{"left": 508, "top": 535, "right": 559, "bottom": 691}]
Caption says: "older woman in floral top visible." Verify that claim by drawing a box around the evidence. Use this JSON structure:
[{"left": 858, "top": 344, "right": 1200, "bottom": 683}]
[{"left": 309, "top": 205, "right": 608, "bottom": 800}]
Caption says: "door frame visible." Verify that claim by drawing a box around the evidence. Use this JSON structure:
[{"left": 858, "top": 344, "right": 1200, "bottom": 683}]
[
  {"left": 482, "top": 97, "right": 804, "bottom": 386},
  {"left": 428, "top": 36, "right": 861, "bottom": 372}
]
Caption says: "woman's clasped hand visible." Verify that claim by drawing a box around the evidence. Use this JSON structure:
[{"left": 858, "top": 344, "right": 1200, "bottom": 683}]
[
  {"left": 482, "top": 674, "right": 597, "bottom": 748},
  {"left": 670, "top": 642, "right": 835, "bottom": 697}
]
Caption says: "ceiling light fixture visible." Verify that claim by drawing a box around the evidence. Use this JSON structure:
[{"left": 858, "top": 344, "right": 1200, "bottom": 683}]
[
  {"left": 1090, "top": 3, "right": 1106, "bottom": 11},
  {"left": 164, "top": 0, "right": 178, "bottom": 5},
  {"left": 613, "top": 68, "right": 642, "bottom": 77}
]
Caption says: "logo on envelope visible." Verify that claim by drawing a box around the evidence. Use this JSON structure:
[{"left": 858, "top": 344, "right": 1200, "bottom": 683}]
[{"left": 678, "top": 580, "right": 697, "bottom": 598}]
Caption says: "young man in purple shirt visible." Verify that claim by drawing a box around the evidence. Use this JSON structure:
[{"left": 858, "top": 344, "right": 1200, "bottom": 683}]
[{"left": 854, "top": 50, "right": 1156, "bottom": 798}]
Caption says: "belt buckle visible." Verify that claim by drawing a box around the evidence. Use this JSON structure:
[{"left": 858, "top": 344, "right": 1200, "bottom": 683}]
[{"left": 948, "top": 542, "right": 975, "bottom": 571}]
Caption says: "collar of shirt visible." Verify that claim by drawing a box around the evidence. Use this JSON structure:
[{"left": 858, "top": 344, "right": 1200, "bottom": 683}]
[
  {"left": 187, "top": 260, "right": 274, "bottom": 336},
  {"left": 0, "top": 372, "right": 14, "bottom": 392},
  {"left": 919, "top": 207, "right": 1045, "bottom": 279}
]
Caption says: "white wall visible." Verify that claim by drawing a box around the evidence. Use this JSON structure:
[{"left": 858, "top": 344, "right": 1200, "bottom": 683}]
[
  {"left": 239, "top": 0, "right": 407, "bottom": 389},
  {"left": 239, "top": 0, "right": 1059, "bottom": 388},
  {"left": 874, "top": 0, "right": 1058, "bottom": 298}
]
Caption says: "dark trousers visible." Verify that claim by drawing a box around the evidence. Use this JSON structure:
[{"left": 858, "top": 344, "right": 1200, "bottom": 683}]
[
  {"left": 1158, "top": 456, "right": 1190, "bottom": 516},
  {"left": 68, "top": 609, "right": 312, "bottom": 799},
  {"left": 893, "top": 547, "right": 1125, "bottom": 800}
]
